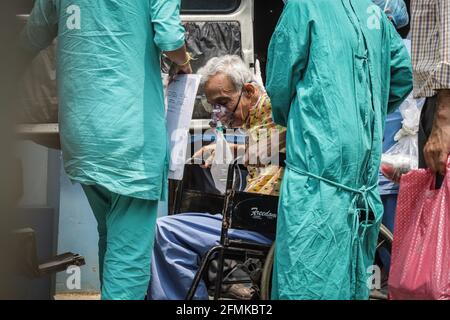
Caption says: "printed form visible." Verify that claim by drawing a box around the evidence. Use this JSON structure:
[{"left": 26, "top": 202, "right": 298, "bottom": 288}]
[{"left": 165, "top": 74, "right": 202, "bottom": 180}]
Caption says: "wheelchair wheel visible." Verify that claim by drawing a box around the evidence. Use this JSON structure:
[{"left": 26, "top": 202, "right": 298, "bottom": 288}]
[
  {"left": 370, "top": 224, "right": 393, "bottom": 300},
  {"left": 259, "top": 223, "right": 393, "bottom": 300},
  {"left": 260, "top": 241, "right": 275, "bottom": 300}
]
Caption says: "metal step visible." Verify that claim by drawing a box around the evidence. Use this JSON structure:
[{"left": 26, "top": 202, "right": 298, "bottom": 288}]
[
  {"left": 13, "top": 228, "right": 85, "bottom": 278},
  {"left": 38, "top": 253, "right": 85, "bottom": 276}
]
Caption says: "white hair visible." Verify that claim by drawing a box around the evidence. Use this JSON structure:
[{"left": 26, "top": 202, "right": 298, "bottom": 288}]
[{"left": 197, "top": 55, "right": 256, "bottom": 91}]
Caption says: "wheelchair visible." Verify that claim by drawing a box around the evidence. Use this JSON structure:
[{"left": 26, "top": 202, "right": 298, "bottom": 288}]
[{"left": 173, "top": 160, "right": 393, "bottom": 300}]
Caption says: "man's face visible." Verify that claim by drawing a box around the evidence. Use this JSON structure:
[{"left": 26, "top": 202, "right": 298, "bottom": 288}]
[{"left": 204, "top": 73, "right": 245, "bottom": 127}]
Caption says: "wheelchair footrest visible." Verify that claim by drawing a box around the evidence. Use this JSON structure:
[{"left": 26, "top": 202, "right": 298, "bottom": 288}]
[{"left": 227, "top": 240, "right": 272, "bottom": 252}]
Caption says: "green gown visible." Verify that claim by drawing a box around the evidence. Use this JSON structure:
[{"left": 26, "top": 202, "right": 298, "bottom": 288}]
[
  {"left": 266, "top": 0, "right": 412, "bottom": 299},
  {"left": 21, "top": 0, "right": 186, "bottom": 201}
]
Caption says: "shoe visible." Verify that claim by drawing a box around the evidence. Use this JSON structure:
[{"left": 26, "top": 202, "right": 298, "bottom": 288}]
[{"left": 222, "top": 284, "right": 255, "bottom": 300}]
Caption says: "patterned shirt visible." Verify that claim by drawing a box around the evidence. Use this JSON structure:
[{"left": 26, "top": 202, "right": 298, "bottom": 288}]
[
  {"left": 411, "top": 0, "right": 450, "bottom": 98},
  {"left": 243, "top": 93, "right": 286, "bottom": 196}
]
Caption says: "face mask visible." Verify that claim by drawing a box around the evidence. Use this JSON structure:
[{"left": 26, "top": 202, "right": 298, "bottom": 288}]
[
  {"left": 210, "top": 89, "right": 243, "bottom": 129},
  {"left": 210, "top": 83, "right": 260, "bottom": 129}
]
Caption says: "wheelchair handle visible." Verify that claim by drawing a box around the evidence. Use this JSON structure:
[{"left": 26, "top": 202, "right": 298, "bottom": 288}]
[{"left": 225, "top": 158, "right": 241, "bottom": 193}]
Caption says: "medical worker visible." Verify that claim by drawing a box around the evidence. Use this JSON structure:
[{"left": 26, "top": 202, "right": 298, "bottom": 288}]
[
  {"left": 266, "top": 0, "right": 412, "bottom": 299},
  {"left": 20, "top": 0, "right": 192, "bottom": 299},
  {"left": 372, "top": 0, "right": 409, "bottom": 29}
]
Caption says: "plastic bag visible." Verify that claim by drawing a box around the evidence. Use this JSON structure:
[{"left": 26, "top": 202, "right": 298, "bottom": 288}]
[
  {"left": 388, "top": 157, "right": 450, "bottom": 300},
  {"left": 381, "top": 94, "right": 425, "bottom": 182},
  {"left": 211, "top": 126, "right": 234, "bottom": 194}
]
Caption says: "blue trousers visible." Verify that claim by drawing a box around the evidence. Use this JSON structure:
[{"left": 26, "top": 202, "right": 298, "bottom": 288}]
[
  {"left": 147, "top": 212, "right": 273, "bottom": 300},
  {"left": 379, "top": 194, "right": 398, "bottom": 272}
]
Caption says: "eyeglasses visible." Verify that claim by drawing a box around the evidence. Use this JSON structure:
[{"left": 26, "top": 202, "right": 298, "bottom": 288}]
[
  {"left": 213, "top": 89, "right": 243, "bottom": 116},
  {"left": 211, "top": 89, "right": 243, "bottom": 128}
]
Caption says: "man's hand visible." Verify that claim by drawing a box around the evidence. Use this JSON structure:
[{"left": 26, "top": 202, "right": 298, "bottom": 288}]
[
  {"left": 192, "top": 143, "right": 240, "bottom": 168},
  {"left": 192, "top": 144, "right": 216, "bottom": 168},
  {"left": 424, "top": 89, "right": 450, "bottom": 175}
]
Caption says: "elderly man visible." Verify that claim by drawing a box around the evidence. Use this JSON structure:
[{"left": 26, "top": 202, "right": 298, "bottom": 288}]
[
  {"left": 20, "top": 0, "right": 191, "bottom": 299},
  {"left": 411, "top": 0, "right": 450, "bottom": 186},
  {"left": 266, "top": 0, "right": 412, "bottom": 299},
  {"left": 148, "top": 55, "right": 285, "bottom": 300}
]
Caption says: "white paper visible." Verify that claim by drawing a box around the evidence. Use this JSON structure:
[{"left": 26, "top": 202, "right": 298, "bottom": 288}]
[{"left": 166, "top": 74, "right": 201, "bottom": 180}]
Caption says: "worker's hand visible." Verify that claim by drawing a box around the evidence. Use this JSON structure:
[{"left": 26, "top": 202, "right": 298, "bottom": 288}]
[
  {"left": 424, "top": 90, "right": 450, "bottom": 175},
  {"left": 165, "top": 47, "right": 194, "bottom": 83},
  {"left": 192, "top": 144, "right": 216, "bottom": 168},
  {"left": 176, "top": 62, "right": 193, "bottom": 75},
  {"left": 168, "top": 62, "right": 193, "bottom": 84}
]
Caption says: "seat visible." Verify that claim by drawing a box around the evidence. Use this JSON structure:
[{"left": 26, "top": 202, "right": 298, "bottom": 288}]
[{"left": 172, "top": 165, "right": 224, "bottom": 216}]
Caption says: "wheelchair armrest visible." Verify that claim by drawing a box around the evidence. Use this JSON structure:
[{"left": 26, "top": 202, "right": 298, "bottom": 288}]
[{"left": 174, "top": 189, "right": 225, "bottom": 215}]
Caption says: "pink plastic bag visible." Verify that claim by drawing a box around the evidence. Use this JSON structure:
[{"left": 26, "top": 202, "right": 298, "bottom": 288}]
[{"left": 389, "top": 157, "right": 450, "bottom": 300}]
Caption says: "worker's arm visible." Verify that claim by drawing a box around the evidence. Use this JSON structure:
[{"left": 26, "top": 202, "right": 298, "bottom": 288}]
[
  {"left": 386, "top": 19, "right": 413, "bottom": 114},
  {"left": 151, "top": 0, "right": 192, "bottom": 74},
  {"left": 165, "top": 45, "right": 192, "bottom": 74},
  {"left": 19, "top": 0, "right": 58, "bottom": 58},
  {"left": 265, "top": 0, "right": 311, "bottom": 127},
  {"left": 423, "top": 1, "right": 450, "bottom": 175}
]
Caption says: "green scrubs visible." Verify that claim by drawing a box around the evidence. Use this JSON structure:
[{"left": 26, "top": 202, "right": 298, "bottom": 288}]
[
  {"left": 21, "top": 0, "right": 185, "bottom": 299},
  {"left": 22, "top": 0, "right": 185, "bottom": 200},
  {"left": 266, "top": 0, "right": 412, "bottom": 299},
  {"left": 83, "top": 185, "right": 158, "bottom": 300}
]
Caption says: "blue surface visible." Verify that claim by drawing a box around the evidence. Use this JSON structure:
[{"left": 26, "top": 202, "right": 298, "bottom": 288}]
[{"left": 56, "top": 166, "right": 100, "bottom": 293}]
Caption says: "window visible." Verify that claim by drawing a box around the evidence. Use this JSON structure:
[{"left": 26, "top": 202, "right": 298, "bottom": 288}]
[{"left": 181, "top": 0, "right": 241, "bottom": 15}]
